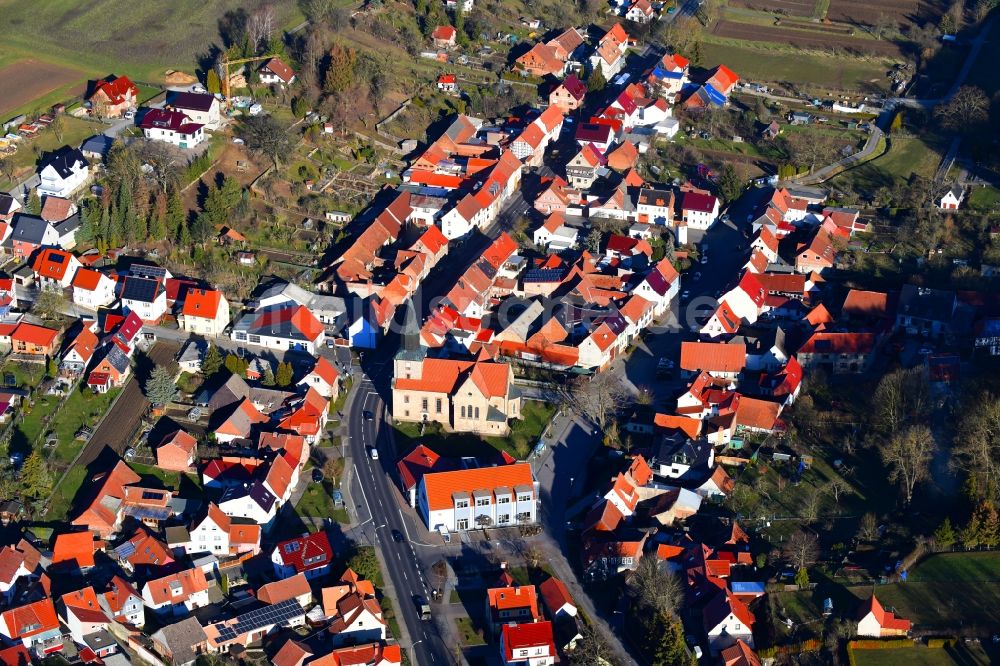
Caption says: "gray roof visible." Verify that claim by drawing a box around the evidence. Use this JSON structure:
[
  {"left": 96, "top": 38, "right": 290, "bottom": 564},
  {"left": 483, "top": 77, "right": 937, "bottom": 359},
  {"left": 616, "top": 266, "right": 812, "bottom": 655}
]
[
  {"left": 165, "top": 525, "right": 190, "bottom": 545},
  {"left": 11, "top": 214, "right": 54, "bottom": 245},
  {"left": 151, "top": 617, "right": 208, "bottom": 666},
  {"left": 55, "top": 213, "right": 82, "bottom": 236},
  {"left": 0, "top": 194, "right": 18, "bottom": 216},
  {"left": 655, "top": 434, "right": 712, "bottom": 472},
  {"left": 898, "top": 284, "right": 955, "bottom": 324},
  {"left": 208, "top": 373, "right": 251, "bottom": 412},
  {"left": 81, "top": 135, "right": 114, "bottom": 158}
]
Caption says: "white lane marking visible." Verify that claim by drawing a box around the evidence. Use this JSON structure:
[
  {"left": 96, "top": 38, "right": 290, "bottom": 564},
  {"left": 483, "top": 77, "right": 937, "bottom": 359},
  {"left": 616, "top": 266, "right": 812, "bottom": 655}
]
[{"left": 354, "top": 464, "right": 374, "bottom": 522}]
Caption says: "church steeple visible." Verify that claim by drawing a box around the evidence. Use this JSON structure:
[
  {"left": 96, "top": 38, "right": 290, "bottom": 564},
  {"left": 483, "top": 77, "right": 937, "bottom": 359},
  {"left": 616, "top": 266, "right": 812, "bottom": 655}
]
[{"left": 394, "top": 299, "right": 426, "bottom": 378}]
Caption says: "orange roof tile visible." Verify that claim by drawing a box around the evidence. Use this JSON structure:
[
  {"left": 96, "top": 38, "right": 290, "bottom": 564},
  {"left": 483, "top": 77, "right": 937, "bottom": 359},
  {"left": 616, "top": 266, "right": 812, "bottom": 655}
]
[
  {"left": 680, "top": 341, "right": 746, "bottom": 373},
  {"left": 257, "top": 572, "right": 311, "bottom": 605},
  {"left": 487, "top": 584, "right": 541, "bottom": 617},
  {"left": 52, "top": 531, "right": 96, "bottom": 569},
  {"left": 61, "top": 586, "right": 108, "bottom": 625},
  {"left": 422, "top": 463, "right": 534, "bottom": 512},
  {"left": 182, "top": 288, "right": 224, "bottom": 319}
]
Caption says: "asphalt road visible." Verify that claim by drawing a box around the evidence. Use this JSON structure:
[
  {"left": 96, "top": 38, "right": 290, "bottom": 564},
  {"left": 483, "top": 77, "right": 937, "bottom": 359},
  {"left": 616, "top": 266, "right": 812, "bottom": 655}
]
[{"left": 347, "top": 361, "right": 454, "bottom": 666}]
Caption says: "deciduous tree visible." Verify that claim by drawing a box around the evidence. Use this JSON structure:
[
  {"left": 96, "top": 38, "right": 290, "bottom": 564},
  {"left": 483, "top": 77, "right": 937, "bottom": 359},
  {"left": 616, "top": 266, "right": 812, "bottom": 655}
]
[
  {"left": 880, "top": 425, "right": 935, "bottom": 504},
  {"left": 783, "top": 530, "right": 819, "bottom": 570},
  {"left": 630, "top": 554, "right": 683, "bottom": 616},
  {"left": 953, "top": 393, "right": 1000, "bottom": 501},
  {"left": 239, "top": 115, "right": 293, "bottom": 168}
]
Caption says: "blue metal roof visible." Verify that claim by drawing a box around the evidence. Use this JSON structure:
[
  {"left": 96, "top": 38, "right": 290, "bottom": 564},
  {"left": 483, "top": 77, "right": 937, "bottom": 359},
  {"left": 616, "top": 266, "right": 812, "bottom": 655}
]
[
  {"left": 730, "top": 581, "right": 766, "bottom": 594},
  {"left": 703, "top": 84, "right": 728, "bottom": 106}
]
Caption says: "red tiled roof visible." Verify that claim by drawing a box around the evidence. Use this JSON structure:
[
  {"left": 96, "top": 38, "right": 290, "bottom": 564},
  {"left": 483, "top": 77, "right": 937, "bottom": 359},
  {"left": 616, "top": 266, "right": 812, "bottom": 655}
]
[
  {"left": 182, "top": 288, "right": 224, "bottom": 319},
  {"left": 860, "top": 594, "right": 910, "bottom": 631},
  {"left": 502, "top": 621, "right": 555, "bottom": 661},
  {"left": 539, "top": 577, "right": 574, "bottom": 615},
  {"left": 274, "top": 532, "right": 334, "bottom": 574},
  {"left": 62, "top": 586, "right": 108, "bottom": 625},
  {"left": 680, "top": 341, "right": 746, "bottom": 373},
  {"left": 32, "top": 248, "right": 76, "bottom": 281},
  {"left": 52, "top": 531, "right": 96, "bottom": 569},
  {"left": 798, "top": 331, "right": 875, "bottom": 355},
  {"left": 91, "top": 75, "right": 138, "bottom": 105},
  {"left": 0, "top": 599, "right": 58, "bottom": 639},
  {"left": 682, "top": 191, "right": 718, "bottom": 214},
  {"left": 262, "top": 57, "right": 295, "bottom": 83},
  {"left": 143, "top": 567, "right": 208, "bottom": 606},
  {"left": 423, "top": 463, "right": 534, "bottom": 512},
  {"left": 432, "top": 25, "right": 457, "bottom": 40}
]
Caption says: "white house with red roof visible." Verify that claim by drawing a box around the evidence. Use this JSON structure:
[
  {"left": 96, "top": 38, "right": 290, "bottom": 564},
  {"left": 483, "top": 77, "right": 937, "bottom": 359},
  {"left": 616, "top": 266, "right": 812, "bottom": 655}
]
[
  {"left": 186, "top": 503, "right": 261, "bottom": 557},
  {"left": 417, "top": 463, "right": 537, "bottom": 532},
  {"left": 272, "top": 531, "right": 335, "bottom": 580},
  {"left": 88, "top": 75, "right": 139, "bottom": 118},
  {"left": 100, "top": 576, "right": 144, "bottom": 629},
  {"left": 500, "top": 621, "right": 556, "bottom": 666},
  {"left": 681, "top": 191, "right": 720, "bottom": 230},
  {"left": 704, "top": 590, "right": 754, "bottom": 653},
  {"left": 633, "top": 257, "right": 680, "bottom": 317},
  {"left": 60, "top": 587, "right": 109, "bottom": 644},
  {"left": 141, "top": 568, "right": 210, "bottom": 617},
  {"left": 179, "top": 288, "right": 230, "bottom": 336},
  {"left": 437, "top": 73, "right": 457, "bottom": 92},
  {"left": 625, "top": 0, "right": 656, "bottom": 23},
  {"left": 137, "top": 109, "right": 205, "bottom": 149},
  {"left": 0, "top": 598, "right": 62, "bottom": 656},
  {"left": 857, "top": 594, "right": 910, "bottom": 637},
  {"left": 539, "top": 577, "right": 577, "bottom": 619},
  {"left": 32, "top": 247, "right": 81, "bottom": 290},
  {"left": 298, "top": 355, "right": 340, "bottom": 399},
  {"left": 72, "top": 268, "right": 116, "bottom": 309},
  {"left": 259, "top": 57, "right": 296, "bottom": 86}
]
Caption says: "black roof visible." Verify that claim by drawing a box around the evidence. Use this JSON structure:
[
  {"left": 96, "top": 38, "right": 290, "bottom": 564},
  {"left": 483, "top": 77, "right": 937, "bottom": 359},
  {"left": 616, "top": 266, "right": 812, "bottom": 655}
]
[
  {"left": 0, "top": 194, "right": 18, "bottom": 216},
  {"left": 121, "top": 276, "right": 161, "bottom": 303},
  {"left": 81, "top": 134, "right": 114, "bottom": 158},
  {"left": 40, "top": 146, "right": 88, "bottom": 179},
  {"left": 168, "top": 91, "right": 216, "bottom": 112},
  {"left": 55, "top": 213, "right": 82, "bottom": 235}
]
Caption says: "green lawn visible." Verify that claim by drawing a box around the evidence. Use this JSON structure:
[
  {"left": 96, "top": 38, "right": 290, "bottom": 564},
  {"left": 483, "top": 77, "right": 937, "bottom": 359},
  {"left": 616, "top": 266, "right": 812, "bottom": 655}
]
[
  {"left": 130, "top": 463, "right": 202, "bottom": 497},
  {"left": 45, "top": 465, "right": 87, "bottom": 521},
  {"left": 394, "top": 400, "right": 555, "bottom": 460},
  {"left": 49, "top": 386, "right": 120, "bottom": 462},
  {"left": 295, "top": 483, "right": 349, "bottom": 523},
  {"left": 908, "top": 552, "right": 1000, "bottom": 583},
  {"left": 851, "top": 644, "right": 993, "bottom": 666},
  {"left": 699, "top": 42, "right": 889, "bottom": 92},
  {"left": 455, "top": 617, "right": 486, "bottom": 646},
  {"left": 0, "top": 361, "right": 44, "bottom": 389},
  {"left": 828, "top": 136, "right": 945, "bottom": 196},
  {"left": 969, "top": 185, "right": 1000, "bottom": 212}
]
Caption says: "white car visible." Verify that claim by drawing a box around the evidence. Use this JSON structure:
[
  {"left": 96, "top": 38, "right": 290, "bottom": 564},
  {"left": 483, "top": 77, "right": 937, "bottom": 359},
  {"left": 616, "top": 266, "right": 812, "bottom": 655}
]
[
  {"left": 701, "top": 254, "right": 708, "bottom": 264},
  {"left": 370, "top": 448, "right": 379, "bottom": 460}
]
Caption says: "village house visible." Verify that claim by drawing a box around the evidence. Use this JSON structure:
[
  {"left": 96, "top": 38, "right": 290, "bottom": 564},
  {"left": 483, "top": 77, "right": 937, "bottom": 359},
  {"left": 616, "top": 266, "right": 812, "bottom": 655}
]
[
  {"left": 231, "top": 303, "right": 325, "bottom": 353},
  {"left": 179, "top": 288, "right": 230, "bottom": 336},
  {"left": 10, "top": 215, "right": 59, "bottom": 260},
  {"left": 895, "top": 284, "right": 956, "bottom": 339},
  {"left": 60, "top": 587, "right": 109, "bottom": 645},
  {"left": 549, "top": 74, "right": 587, "bottom": 113},
  {"left": 796, "top": 331, "right": 875, "bottom": 373},
  {"left": 325, "top": 569, "right": 387, "bottom": 647},
  {"left": 704, "top": 591, "right": 755, "bottom": 653},
  {"left": 167, "top": 91, "right": 222, "bottom": 130},
  {"left": 37, "top": 146, "right": 89, "bottom": 199},
  {"left": 119, "top": 275, "right": 167, "bottom": 323},
  {"left": 857, "top": 594, "right": 910, "bottom": 638},
  {"left": 938, "top": 184, "right": 964, "bottom": 210},
  {"left": 72, "top": 268, "right": 116, "bottom": 309},
  {"left": 156, "top": 430, "right": 198, "bottom": 472},
  {"left": 32, "top": 247, "right": 81, "bottom": 290},
  {"left": 149, "top": 617, "right": 207, "bottom": 666},
  {"left": 272, "top": 531, "right": 335, "bottom": 580},
  {"left": 100, "top": 576, "right": 144, "bottom": 628},
  {"left": 297, "top": 356, "right": 340, "bottom": 400},
  {"left": 486, "top": 584, "right": 542, "bottom": 634},
  {"left": 500, "top": 621, "right": 556, "bottom": 666},
  {"left": 137, "top": 109, "right": 205, "bottom": 149},
  {"left": 9, "top": 322, "right": 60, "bottom": 360},
  {"left": 417, "top": 463, "right": 538, "bottom": 532},
  {"left": 259, "top": 57, "right": 296, "bottom": 86},
  {"left": 141, "top": 568, "right": 211, "bottom": 617},
  {"left": 565, "top": 143, "right": 605, "bottom": 190},
  {"left": 184, "top": 503, "right": 261, "bottom": 557},
  {"left": 0, "top": 599, "right": 62, "bottom": 657},
  {"left": 88, "top": 75, "right": 139, "bottom": 118},
  {"left": 432, "top": 25, "right": 457, "bottom": 49},
  {"left": 681, "top": 191, "right": 720, "bottom": 230}
]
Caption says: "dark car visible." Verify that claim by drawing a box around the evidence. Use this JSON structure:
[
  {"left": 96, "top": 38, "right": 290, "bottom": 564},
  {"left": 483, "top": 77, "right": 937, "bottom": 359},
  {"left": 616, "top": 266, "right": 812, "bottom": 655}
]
[
  {"left": 391, "top": 529, "right": 404, "bottom": 542},
  {"left": 312, "top": 469, "right": 324, "bottom": 483},
  {"left": 363, "top": 410, "right": 374, "bottom": 420}
]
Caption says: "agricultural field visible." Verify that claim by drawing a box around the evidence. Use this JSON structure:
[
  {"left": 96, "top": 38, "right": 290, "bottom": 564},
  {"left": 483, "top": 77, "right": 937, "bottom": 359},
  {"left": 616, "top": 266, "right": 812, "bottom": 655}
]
[
  {"left": 711, "top": 18, "right": 904, "bottom": 58},
  {"left": 0, "top": 0, "right": 303, "bottom": 83},
  {"left": 729, "top": 0, "right": 818, "bottom": 16},
  {"left": 825, "top": 0, "right": 948, "bottom": 28},
  {"left": 700, "top": 42, "right": 888, "bottom": 92},
  {"left": 0, "top": 59, "right": 86, "bottom": 118}
]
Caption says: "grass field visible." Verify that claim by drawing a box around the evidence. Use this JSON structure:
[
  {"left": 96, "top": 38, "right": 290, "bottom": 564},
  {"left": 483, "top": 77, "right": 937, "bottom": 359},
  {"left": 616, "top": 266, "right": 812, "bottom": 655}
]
[
  {"left": 296, "top": 482, "right": 350, "bottom": 523},
  {"left": 847, "top": 552, "right": 1000, "bottom": 628},
  {"left": 49, "top": 387, "right": 120, "bottom": 463},
  {"left": 0, "top": 0, "right": 304, "bottom": 88},
  {"left": 828, "top": 136, "right": 944, "bottom": 195},
  {"left": 1, "top": 115, "right": 105, "bottom": 189},
  {"left": 851, "top": 644, "right": 993, "bottom": 666},
  {"left": 45, "top": 465, "right": 86, "bottom": 521},
  {"left": 969, "top": 185, "right": 1000, "bottom": 212},
  {"left": 699, "top": 42, "right": 890, "bottom": 93}
]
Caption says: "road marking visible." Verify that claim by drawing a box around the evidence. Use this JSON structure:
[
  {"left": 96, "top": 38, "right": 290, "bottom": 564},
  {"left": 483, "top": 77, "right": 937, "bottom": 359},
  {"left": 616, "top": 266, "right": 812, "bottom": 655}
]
[{"left": 353, "top": 464, "right": 374, "bottom": 522}]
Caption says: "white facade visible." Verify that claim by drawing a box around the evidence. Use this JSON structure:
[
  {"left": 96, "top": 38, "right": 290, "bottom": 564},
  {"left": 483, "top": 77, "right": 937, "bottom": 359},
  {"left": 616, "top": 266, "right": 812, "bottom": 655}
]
[
  {"left": 173, "top": 97, "right": 222, "bottom": 130},
  {"left": 706, "top": 611, "right": 753, "bottom": 654},
  {"left": 683, "top": 198, "right": 720, "bottom": 230},
  {"left": 123, "top": 291, "right": 167, "bottom": 322},
  {"left": 142, "top": 123, "right": 205, "bottom": 149},
  {"left": 38, "top": 163, "right": 88, "bottom": 199},
  {"left": 418, "top": 482, "right": 538, "bottom": 532},
  {"left": 180, "top": 295, "right": 230, "bottom": 336},
  {"left": 73, "top": 273, "right": 116, "bottom": 310},
  {"left": 219, "top": 493, "right": 276, "bottom": 525},
  {"left": 188, "top": 514, "right": 229, "bottom": 556}
]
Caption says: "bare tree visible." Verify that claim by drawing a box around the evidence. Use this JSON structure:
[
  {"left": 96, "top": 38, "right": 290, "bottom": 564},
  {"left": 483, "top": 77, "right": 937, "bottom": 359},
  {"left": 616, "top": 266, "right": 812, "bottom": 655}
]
[
  {"left": 880, "top": 425, "right": 935, "bottom": 504},
  {"left": 953, "top": 393, "right": 1000, "bottom": 497},
  {"left": 935, "top": 85, "right": 990, "bottom": 133},
  {"left": 826, "top": 478, "right": 851, "bottom": 506},
  {"left": 247, "top": 4, "right": 277, "bottom": 53},
  {"left": 571, "top": 372, "right": 631, "bottom": 429},
  {"left": 783, "top": 530, "right": 819, "bottom": 570},
  {"left": 857, "top": 512, "right": 878, "bottom": 542},
  {"left": 132, "top": 140, "right": 183, "bottom": 193},
  {"left": 785, "top": 132, "right": 837, "bottom": 174},
  {"left": 872, "top": 12, "right": 896, "bottom": 40},
  {"left": 629, "top": 554, "right": 683, "bottom": 616},
  {"left": 570, "top": 621, "right": 619, "bottom": 666},
  {"left": 872, "top": 367, "right": 929, "bottom": 436}
]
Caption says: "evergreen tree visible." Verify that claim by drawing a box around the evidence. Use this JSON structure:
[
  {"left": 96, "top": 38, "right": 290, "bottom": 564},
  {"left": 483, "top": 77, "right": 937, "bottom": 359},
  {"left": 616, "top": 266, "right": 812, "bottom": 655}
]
[
  {"left": 934, "top": 517, "right": 956, "bottom": 550},
  {"left": 586, "top": 68, "right": 606, "bottom": 92},
  {"left": 653, "top": 614, "right": 696, "bottom": 666},
  {"left": 149, "top": 190, "right": 168, "bottom": 240},
  {"left": 206, "top": 69, "right": 222, "bottom": 95},
  {"left": 202, "top": 343, "right": 224, "bottom": 377},
  {"left": 718, "top": 163, "right": 743, "bottom": 203},
  {"left": 26, "top": 190, "right": 40, "bottom": 215},
  {"left": 262, "top": 365, "right": 276, "bottom": 386},
  {"left": 166, "top": 188, "right": 185, "bottom": 241},
  {"left": 794, "top": 567, "right": 810, "bottom": 588},
  {"left": 225, "top": 354, "right": 249, "bottom": 376},
  {"left": 961, "top": 511, "right": 983, "bottom": 549},
  {"left": 19, "top": 451, "right": 52, "bottom": 499},
  {"left": 190, "top": 211, "right": 213, "bottom": 247},
  {"left": 275, "top": 361, "right": 294, "bottom": 387},
  {"left": 324, "top": 44, "right": 357, "bottom": 95},
  {"left": 145, "top": 364, "right": 179, "bottom": 405}
]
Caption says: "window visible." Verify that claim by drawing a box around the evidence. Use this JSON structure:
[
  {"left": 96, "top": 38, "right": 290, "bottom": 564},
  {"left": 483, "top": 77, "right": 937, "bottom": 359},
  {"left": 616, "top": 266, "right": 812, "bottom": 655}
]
[
  {"left": 517, "top": 494, "right": 532, "bottom": 503},
  {"left": 455, "top": 500, "right": 468, "bottom": 509},
  {"left": 460, "top": 406, "right": 466, "bottom": 418},
  {"left": 404, "top": 396, "right": 409, "bottom": 404},
  {"left": 497, "top": 514, "right": 510, "bottom": 525},
  {"left": 476, "top": 498, "right": 489, "bottom": 507},
  {"left": 497, "top": 497, "right": 510, "bottom": 504},
  {"left": 422, "top": 398, "right": 428, "bottom": 411},
  {"left": 436, "top": 398, "right": 442, "bottom": 414},
  {"left": 248, "top": 335, "right": 260, "bottom": 344},
  {"left": 516, "top": 511, "right": 531, "bottom": 522},
  {"left": 474, "top": 407, "right": 480, "bottom": 419},
  {"left": 234, "top": 332, "right": 247, "bottom": 341},
  {"left": 456, "top": 519, "right": 469, "bottom": 530}
]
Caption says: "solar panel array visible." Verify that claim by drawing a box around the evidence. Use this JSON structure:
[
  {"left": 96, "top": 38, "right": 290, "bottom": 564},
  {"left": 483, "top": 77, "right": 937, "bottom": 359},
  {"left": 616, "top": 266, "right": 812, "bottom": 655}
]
[
  {"left": 114, "top": 541, "right": 137, "bottom": 558},
  {"left": 214, "top": 599, "right": 302, "bottom": 643},
  {"left": 132, "top": 264, "right": 167, "bottom": 280},
  {"left": 122, "top": 277, "right": 158, "bottom": 303},
  {"left": 523, "top": 269, "right": 564, "bottom": 283}
]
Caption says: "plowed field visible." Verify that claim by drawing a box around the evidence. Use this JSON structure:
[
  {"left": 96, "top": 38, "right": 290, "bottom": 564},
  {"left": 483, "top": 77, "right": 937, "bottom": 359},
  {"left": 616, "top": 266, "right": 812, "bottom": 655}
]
[
  {"left": 712, "top": 20, "right": 905, "bottom": 57},
  {"left": 729, "top": 0, "right": 816, "bottom": 17},
  {"left": 0, "top": 59, "right": 84, "bottom": 117}
]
